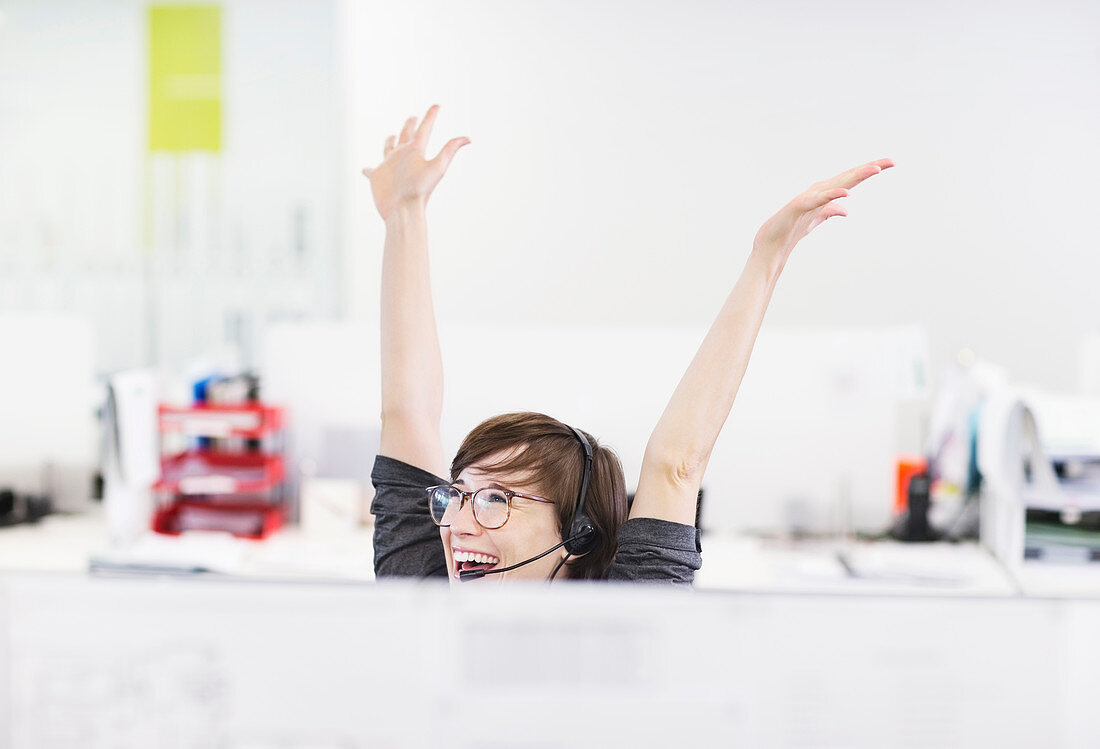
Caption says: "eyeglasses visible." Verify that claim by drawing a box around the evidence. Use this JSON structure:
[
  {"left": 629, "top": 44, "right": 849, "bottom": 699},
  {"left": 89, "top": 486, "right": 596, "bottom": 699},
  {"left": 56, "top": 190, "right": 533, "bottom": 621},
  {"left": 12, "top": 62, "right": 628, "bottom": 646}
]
[{"left": 426, "top": 485, "right": 554, "bottom": 530}]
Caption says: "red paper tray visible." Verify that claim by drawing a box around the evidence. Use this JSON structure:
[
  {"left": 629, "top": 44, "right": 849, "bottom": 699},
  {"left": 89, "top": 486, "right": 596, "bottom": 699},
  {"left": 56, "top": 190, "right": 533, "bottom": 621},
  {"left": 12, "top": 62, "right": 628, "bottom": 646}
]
[
  {"left": 152, "top": 499, "right": 284, "bottom": 539},
  {"left": 155, "top": 450, "right": 285, "bottom": 495},
  {"left": 158, "top": 403, "right": 286, "bottom": 438}
]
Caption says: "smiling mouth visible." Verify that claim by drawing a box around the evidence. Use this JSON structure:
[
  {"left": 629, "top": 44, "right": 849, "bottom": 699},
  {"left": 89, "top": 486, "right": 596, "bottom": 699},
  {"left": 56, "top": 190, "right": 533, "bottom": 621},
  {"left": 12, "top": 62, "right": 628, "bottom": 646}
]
[{"left": 453, "top": 550, "right": 501, "bottom": 578}]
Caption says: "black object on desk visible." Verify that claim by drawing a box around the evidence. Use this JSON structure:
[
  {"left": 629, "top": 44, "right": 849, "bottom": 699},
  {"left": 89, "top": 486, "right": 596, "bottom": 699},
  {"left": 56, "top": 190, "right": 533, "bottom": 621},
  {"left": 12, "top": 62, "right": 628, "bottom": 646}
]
[
  {"left": 891, "top": 472, "right": 939, "bottom": 543},
  {"left": 0, "top": 487, "right": 52, "bottom": 528}
]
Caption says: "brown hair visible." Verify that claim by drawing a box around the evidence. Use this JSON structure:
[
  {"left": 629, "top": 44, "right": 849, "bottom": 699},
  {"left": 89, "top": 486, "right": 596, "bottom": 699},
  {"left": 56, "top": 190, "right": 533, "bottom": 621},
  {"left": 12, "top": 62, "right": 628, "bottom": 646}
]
[{"left": 450, "top": 412, "right": 627, "bottom": 580}]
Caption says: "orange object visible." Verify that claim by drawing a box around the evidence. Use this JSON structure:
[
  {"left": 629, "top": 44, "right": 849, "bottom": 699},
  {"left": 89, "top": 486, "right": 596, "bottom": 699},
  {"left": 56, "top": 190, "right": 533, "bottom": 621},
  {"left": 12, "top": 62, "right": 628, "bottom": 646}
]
[{"left": 895, "top": 455, "right": 928, "bottom": 514}]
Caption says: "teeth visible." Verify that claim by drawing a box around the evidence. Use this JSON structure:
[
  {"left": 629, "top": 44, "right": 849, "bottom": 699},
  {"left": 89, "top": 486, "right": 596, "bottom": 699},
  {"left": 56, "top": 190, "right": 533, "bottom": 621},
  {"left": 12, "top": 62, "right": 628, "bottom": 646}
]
[{"left": 453, "top": 550, "right": 499, "bottom": 565}]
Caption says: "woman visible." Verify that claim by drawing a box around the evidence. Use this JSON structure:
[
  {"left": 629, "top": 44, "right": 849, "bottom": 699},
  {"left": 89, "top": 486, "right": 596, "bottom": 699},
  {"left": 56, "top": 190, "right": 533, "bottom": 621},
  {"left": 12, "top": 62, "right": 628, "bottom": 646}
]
[{"left": 363, "top": 105, "right": 892, "bottom": 584}]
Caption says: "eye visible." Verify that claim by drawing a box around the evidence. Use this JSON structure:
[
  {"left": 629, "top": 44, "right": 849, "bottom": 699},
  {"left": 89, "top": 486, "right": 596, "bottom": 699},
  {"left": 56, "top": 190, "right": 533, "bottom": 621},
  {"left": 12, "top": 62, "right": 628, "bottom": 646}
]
[
  {"left": 479, "top": 489, "right": 508, "bottom": 505},
  {"left": 473, "top": 489, "right": 511, "bottom": 529}
]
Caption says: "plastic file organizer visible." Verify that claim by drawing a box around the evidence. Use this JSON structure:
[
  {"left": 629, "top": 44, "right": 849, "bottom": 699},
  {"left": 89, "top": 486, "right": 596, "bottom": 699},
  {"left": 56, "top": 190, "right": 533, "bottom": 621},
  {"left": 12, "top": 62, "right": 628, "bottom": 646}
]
[{"left": 153, "top": 403, "right": 287, "bottom": 539}]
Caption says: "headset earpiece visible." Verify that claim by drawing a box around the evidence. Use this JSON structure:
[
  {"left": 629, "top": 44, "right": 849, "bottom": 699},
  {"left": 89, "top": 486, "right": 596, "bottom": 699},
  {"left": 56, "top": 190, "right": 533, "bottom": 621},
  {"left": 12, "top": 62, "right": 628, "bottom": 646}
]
[{"left": 565, "top": 513, "right": 597, "bottom": 556}]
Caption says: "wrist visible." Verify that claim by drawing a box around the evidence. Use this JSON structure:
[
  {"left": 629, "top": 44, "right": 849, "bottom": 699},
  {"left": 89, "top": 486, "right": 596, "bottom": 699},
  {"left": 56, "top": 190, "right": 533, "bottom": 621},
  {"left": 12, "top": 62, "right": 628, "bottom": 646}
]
[
  {"left": 747, "top": 244, "right": 787, "bottom": 286},
  {"left": 384, "top": 198, "right": 428, "bottom": 230}
]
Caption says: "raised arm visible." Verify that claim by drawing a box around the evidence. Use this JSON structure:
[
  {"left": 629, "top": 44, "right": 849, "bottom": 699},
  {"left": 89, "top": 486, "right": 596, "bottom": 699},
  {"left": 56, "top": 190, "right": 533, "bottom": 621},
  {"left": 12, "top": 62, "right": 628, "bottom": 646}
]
[
  {"left": 362, "top": 105, "right": 470, "bottom": 477},
  {"left": 631, "top": 158, "right": 895, "bottom": 525}
]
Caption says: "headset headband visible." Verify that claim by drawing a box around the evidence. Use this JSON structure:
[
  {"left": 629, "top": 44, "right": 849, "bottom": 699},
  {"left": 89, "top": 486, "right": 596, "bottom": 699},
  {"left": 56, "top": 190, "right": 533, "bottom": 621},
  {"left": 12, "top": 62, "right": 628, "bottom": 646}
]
[{"left": 565, "top": 426, "right": 597, "bottom": 556}]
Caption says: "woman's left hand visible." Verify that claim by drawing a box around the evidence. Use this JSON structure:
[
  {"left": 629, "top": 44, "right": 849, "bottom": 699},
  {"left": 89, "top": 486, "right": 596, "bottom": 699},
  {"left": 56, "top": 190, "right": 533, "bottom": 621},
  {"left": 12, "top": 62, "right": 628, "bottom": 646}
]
[{"left": 752, "top": 158, "right": 894, "bottom": 271}]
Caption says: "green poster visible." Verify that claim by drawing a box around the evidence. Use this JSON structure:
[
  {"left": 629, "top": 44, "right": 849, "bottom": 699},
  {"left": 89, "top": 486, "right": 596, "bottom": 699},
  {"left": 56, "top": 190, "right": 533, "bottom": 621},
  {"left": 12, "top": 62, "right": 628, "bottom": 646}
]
[{"left": 148, "top": 4, "right": 222, "bottom": 152}]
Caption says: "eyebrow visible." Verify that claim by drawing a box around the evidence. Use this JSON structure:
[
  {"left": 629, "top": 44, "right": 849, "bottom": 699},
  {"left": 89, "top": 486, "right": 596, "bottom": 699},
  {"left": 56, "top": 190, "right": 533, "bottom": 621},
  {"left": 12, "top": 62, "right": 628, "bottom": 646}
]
[{"left": 452, "top": 478, "right": 509, "bottom": 490}]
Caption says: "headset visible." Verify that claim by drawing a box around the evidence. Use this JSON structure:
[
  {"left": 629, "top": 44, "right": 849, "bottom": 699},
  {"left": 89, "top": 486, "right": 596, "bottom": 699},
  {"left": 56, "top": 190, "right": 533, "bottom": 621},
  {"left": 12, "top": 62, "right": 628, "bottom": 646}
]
[{"left": 459, "top": 425, "right": 597, "bottom": 581}]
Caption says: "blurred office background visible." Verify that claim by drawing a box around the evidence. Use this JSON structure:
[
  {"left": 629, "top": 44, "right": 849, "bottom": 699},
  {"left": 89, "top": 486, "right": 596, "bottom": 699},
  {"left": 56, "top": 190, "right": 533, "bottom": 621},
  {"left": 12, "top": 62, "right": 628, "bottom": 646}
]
[
  {"left": 5, "top": 3, "right": 1100, "bottom": 746},
  {"left": 0, "top": 0, "right": 341, "bottom": 370},
  {"left": 1, "top": 0, "right": 1098, "bottom": 533}
]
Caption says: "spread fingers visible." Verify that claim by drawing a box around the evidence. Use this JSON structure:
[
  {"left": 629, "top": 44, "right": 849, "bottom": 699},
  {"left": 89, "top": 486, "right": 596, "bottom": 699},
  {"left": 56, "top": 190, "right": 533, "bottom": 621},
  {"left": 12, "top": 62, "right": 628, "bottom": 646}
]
[
  {"left": 415, "top": 105, "right": 439, "bottom": 149},
  {"left": 398, "top": 116, "right": 418, "bottom": 145}
]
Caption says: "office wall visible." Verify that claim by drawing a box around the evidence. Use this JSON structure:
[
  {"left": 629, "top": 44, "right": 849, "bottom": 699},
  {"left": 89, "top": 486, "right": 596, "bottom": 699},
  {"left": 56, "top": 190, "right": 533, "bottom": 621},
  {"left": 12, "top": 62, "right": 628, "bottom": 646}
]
[{"left": 344, "top": 0, "right": 1100, "bottom": 392}]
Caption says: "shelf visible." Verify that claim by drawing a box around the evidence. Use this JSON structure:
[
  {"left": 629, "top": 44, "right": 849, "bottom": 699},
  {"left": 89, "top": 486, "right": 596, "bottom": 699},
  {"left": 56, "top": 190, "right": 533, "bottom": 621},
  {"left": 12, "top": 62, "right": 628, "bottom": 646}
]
[
  {"left": 158, "top": 403, "right": 285, "bottom": 438},
  {"left": 152, "top": 499, "right": 285, "bottom": 540},
  {"left": 155, "top": 400, "right": 288, "bottom": 539},
  {"left": 154, "top": 450, "right": 285, "bottom": 495}
]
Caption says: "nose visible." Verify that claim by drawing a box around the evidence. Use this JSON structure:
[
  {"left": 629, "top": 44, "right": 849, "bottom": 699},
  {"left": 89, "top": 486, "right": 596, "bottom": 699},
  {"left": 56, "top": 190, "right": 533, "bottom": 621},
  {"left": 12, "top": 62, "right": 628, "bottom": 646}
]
[{"left": 448, "top": 495, "right": 482, "bottom": 536}]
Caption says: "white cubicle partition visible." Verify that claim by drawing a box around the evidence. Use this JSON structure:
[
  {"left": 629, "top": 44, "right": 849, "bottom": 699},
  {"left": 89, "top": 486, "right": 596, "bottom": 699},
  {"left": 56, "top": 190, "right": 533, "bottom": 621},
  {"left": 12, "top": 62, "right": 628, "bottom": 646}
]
[{"left": 0, "top": 573, "right": 1093, "bottom": 748}]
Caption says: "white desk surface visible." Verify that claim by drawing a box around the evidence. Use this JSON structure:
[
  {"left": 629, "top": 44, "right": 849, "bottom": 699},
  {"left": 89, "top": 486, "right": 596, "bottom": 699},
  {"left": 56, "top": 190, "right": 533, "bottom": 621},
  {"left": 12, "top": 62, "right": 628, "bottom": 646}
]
[
  {"left": 696, "top": 532, "right": 1020, "bottom": 597},
  {"left": 4, "top": 509, "right": 1100, "bottom": 597},
  {"left": 0, "top": 509, "right": 376, "bottom": 581}
]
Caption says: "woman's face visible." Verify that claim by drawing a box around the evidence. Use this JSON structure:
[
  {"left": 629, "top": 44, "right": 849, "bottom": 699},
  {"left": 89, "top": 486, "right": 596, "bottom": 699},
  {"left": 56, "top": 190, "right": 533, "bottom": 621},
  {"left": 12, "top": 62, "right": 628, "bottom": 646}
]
[{"left": 441, "top": 457, "right": 566, "bottom": 585}]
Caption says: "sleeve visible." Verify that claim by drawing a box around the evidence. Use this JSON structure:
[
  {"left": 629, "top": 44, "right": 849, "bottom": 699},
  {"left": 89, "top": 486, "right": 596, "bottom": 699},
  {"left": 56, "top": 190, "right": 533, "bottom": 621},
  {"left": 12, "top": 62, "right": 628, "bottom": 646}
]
[
  {"left": 370, "top": 454, "right": 450, "bottom": 578},
  {"left": 604, "top": 517, "right": 702, "bottom": 585}
]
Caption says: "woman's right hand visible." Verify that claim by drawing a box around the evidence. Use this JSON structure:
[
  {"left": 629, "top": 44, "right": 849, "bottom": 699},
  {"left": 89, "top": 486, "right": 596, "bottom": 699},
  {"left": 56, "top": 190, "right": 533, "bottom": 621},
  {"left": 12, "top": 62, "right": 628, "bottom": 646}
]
[
  {"left": 361, "top": 105, "right": 470, "bottom": 222},
  {"left": 751, "top": 158, "right": 894, "bottom": 273}
]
